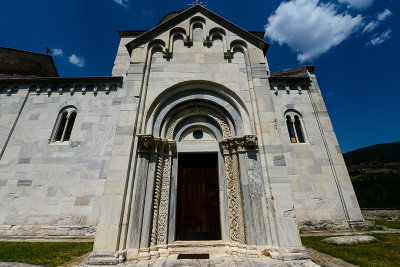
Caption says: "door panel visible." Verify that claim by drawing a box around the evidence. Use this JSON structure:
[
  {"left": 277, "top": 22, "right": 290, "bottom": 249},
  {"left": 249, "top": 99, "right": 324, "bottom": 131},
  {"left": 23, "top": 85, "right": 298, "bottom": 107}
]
[{"left": 176, "top": 153, "right": 221, "bottom": 240}]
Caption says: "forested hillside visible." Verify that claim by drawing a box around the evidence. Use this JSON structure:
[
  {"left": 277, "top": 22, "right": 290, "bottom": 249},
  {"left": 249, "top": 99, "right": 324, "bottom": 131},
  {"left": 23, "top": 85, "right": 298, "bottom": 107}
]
[{"left": 343, "top": 142, "right": 400, "bottom": 208}]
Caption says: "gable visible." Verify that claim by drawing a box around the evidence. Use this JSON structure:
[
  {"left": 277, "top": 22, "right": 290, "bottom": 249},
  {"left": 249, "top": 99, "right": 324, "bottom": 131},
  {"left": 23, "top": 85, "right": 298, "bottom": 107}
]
[{"left": 125, "top": 5, "right": 269, "bottom": 55}]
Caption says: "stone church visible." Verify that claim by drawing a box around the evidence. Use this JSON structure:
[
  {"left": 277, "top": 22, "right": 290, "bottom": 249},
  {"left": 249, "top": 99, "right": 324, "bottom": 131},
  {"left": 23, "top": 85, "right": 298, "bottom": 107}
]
[{"left": 0, "top": 4, "right": 364, "bottom": 265}]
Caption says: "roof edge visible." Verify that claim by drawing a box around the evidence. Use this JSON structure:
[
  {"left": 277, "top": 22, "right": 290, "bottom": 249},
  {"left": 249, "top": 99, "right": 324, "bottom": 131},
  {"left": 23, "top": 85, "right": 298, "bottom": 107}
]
[
  {"left": 125, "top": 5, "right": 269, "bottom": 55},
  {"left": 270, "top": 66, "right": 316, "bottom": 78}
]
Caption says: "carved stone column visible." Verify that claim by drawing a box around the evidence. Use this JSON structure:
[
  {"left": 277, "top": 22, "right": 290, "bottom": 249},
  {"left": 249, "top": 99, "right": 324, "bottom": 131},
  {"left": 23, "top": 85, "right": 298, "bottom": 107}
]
[
  {"left": 150, "top": 139, "right": 165, "bottom": 248},
  {"left": 219, "top": 139, "right": 243, "bottom": 244},
  {"left": 219, "top": 135, "right": 258, "bottom": 245},
  {"left": 156, "top": 141, "right": 175, "bottom": 246}
]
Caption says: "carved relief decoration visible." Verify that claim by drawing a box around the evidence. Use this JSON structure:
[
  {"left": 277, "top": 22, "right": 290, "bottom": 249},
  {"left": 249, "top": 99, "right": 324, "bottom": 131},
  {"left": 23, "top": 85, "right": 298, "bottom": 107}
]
[
  {"left": 157, "top": 141, "right": 175, "bottom": 244},
  {"left": 150, "top": 144, "right": 165, "bottom": 247},
  {"left": 139, "top": 133, "right": 258, "bottom": 246},
  {"left": 165, "top": 105, "right": 232, "bottom": 139},
  {"left": 219, "top": 135, "right": 258, "bottom": 244},
  {"left": 137, "top": 135, "right": 176, "bottom": 246}
]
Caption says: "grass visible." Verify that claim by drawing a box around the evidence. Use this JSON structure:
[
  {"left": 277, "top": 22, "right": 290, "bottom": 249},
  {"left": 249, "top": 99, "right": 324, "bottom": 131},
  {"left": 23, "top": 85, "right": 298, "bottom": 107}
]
[
  {"left": 374, "top": 220, "right": 400, "bottom": 230},
  {"left": 301, "top": 233, "right": 400, "bottom": 267},
  {"left": 0, "top": 241, "right": 93, "bottom": 267}
]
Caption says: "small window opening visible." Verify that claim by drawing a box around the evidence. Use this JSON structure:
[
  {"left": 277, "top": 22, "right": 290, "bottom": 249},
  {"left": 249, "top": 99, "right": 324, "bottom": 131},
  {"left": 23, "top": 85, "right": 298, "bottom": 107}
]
[{"left": 51, "top": 107, "right": 77, "bottom": 143}]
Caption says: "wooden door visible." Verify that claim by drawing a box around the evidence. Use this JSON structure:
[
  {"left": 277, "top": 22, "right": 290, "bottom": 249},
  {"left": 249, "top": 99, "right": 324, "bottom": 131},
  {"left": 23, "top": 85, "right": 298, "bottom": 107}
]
[{"left": 176, "top": 153, "right": 221, "bottom": 240}]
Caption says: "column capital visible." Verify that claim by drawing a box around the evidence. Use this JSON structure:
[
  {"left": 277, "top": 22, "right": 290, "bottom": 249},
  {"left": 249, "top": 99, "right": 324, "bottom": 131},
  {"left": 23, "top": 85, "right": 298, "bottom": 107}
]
[
  {"left": 219, "top": 135, "right": 258, "bottom": 154},
  {"left": 137, "top": 135, "right": 176, "bottom": 154}
]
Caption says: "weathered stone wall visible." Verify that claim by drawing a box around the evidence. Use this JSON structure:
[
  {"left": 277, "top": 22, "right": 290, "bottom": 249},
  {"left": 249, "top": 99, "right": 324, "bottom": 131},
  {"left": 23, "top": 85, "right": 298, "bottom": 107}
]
[
  {"left": 269, "top": 78, "right": 364, "bottom": 231},
  {"left": 361, "top": 209, "right": 400, "bottom": 221},
  {"left": 92, "top": 11, "right": 306, "bottom": 261},
  {"left": 0, "top": 81, "right": 122, "bottom": 237}
]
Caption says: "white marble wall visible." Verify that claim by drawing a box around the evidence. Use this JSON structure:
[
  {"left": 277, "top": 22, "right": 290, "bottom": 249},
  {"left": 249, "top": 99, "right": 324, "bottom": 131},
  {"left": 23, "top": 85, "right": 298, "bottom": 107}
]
[
  {"left": 0, "top": 81, "right": 122, "bottom": 236},
  {"left": 269, "top": 78, "right": 364, "bottom": 231}
]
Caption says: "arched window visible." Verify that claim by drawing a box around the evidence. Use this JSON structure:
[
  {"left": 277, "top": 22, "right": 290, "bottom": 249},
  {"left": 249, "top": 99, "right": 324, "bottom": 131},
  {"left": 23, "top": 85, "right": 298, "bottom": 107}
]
[
  {"left": 285, "top": 111, "right": 306, "bottom": 143},
  {"left": 51, "top": 106, "right": 77, "bottom": 143}
]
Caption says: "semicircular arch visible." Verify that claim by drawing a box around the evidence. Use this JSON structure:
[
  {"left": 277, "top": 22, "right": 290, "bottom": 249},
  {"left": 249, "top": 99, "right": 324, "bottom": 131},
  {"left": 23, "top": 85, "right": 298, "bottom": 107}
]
[{"left": 144, "top": 80, "right": 252, "bottom": 138}]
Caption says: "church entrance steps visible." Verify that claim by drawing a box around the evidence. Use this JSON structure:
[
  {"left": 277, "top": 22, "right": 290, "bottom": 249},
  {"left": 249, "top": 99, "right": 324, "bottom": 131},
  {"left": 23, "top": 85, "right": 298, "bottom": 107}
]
[
  {"left": 167, "top": 240, "right": 229, "bottom": 256},
  {"left": 123, "top": 255, "right": 320, "bottom": 267}
]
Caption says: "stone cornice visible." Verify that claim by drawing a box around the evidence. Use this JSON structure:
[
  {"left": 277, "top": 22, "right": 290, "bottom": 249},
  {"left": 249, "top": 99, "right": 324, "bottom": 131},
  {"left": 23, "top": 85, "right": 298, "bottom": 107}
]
[
  {"left": 0, "top": 76, "right": 123, "bottom": 85},
  {"left": 268, "top": 77, "right": 311, "bottom": 83},
  {"left": 0, "top": 77, "right": 123, "bottom": 96}
]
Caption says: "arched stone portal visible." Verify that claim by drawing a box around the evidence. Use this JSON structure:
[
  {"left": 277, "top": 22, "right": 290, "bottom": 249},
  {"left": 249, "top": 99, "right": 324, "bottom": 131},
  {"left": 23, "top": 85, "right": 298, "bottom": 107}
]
[{"left": 130, "top": 83, "right": 268, "bottom": 260}]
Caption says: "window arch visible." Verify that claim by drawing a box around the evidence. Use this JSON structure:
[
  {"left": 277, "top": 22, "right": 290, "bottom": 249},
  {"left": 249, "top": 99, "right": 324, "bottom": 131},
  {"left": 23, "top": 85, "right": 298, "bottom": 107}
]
[
  {"left": 50, "top": 106, "right": 77, "bottom": 143},
  {"left": 285, "top": 110, "right": 306, "bottom": 143}
]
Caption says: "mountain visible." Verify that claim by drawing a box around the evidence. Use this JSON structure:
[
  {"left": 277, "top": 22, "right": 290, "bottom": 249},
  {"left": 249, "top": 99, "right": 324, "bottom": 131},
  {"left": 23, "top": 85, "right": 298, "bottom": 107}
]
[{"left": 343, "top": 142, "right": 400, "bottom": 208}]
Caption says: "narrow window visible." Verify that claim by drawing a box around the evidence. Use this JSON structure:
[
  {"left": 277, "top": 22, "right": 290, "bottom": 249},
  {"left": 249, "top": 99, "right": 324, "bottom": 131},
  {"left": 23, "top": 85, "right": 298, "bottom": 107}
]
[
  {"left": 50, "top": 107, "right": 77, "bottom": 143},
  {"left": 294, "top": 115, "right": 305, "bottom": 143},
  {"left": 64, "top": 112, "right": 76, "bottom": 141},
  {"left": 286, "top": 115, "right": 297, "bottom": 143},
  {"left": 55, "top": 112, "right": 68, "bottom": 141}
]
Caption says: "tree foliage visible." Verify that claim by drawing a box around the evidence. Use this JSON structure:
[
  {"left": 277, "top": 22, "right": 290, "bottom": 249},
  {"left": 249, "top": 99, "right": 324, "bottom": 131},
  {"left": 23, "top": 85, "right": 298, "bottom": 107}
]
[{"left": 343, "top": 142, "right": 400, "bottom": 208}]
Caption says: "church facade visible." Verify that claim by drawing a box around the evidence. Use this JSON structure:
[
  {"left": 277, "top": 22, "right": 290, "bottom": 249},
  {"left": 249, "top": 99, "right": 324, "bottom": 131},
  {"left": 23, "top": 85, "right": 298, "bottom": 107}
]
[{"left": 0, "top": 5, "right": 364, "bottom": 265}]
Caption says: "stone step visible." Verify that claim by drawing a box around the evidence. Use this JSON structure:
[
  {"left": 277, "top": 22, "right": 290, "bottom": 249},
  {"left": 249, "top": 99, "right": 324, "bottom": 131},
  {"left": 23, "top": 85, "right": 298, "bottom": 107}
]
[{"left": 167, "top": 241, "right": 230, "bottom": 255}]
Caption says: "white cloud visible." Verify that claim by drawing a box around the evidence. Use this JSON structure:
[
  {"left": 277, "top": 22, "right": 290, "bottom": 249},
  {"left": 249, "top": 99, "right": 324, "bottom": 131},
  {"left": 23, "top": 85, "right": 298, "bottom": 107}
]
[
  {"left": 52, "top": 48, "right": 63, "bottom": 57},
  {"left": 366, "top": 29, "right": 392, "bottom": 47},
  {"left": 68, "top": 54, "right": 85, "bottom": 67},
  {"left": 113, "top": 0, "right": 129, "bottom": 7},
  {"left": 377, "top": 9, "right": 393, "bottom": 21},
  {"left": 338, "top": 0, "right": 374, "bottom": 9},
  {"left": 362, "top": 9, "right": 393, "bottom": 33},
  {"left": 264, "top": 0, "right": 363, "bottom": 63}
]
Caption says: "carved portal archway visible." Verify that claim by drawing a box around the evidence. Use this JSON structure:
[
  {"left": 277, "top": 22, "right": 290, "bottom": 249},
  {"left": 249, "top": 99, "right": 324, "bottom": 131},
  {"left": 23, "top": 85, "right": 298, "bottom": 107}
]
[{"left": 133, "top": 84, "right": 264, "bottom": 260}]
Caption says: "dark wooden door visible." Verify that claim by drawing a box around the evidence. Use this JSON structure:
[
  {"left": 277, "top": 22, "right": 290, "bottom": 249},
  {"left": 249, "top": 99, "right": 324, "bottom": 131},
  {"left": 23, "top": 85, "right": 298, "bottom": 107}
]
[{"left": 176, "top": 153, "right": 221, "bottom": 240}]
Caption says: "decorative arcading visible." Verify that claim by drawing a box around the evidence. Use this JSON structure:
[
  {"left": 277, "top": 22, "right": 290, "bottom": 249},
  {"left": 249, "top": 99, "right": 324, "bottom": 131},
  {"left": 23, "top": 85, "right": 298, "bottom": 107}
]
[
  {"left": 156, "top": 142, "right": 175, "bottom": 244},
  {"left": 150, "top": 144, "right": 164, "bottom": 247},
  {"left": 165, "top": 105, "right": 231, "bottom": 139}
]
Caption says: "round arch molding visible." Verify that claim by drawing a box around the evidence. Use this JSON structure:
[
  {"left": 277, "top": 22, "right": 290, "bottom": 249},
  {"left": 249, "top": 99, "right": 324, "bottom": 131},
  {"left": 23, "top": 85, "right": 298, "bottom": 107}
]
[{"left": 144, "top": 80, "right": 253, "bottom": 138}]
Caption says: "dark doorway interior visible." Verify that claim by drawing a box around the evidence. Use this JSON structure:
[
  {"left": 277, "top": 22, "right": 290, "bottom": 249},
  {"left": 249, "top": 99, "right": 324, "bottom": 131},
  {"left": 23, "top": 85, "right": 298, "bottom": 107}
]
[{"left": 176, "top": 153, "right": 221, "bottom": 240}]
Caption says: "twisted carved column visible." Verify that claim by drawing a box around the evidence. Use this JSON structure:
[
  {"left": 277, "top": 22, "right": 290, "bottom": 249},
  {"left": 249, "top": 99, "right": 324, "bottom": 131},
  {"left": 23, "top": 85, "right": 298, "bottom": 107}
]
[
  {"left": 157, "top": 141, "right": 175, "bottom": 244},
  {"left": 219, "top": 135, "right": 258, "bottom": 244},
  {"left": 150, "top": 141, "right": 164, "bottom": 247}
]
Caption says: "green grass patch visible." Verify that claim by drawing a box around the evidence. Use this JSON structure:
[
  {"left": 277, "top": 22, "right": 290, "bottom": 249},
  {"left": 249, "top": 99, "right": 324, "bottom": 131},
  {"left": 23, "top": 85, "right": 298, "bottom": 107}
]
[
  {"left": 301, "top": 234, "right": 400, "bottom": 267},
  {"left": 374, "top": 220, "right": 400, "bottom": 230},
  {"left": 0, "top": 241, "right": 93, "bottom": 267}
]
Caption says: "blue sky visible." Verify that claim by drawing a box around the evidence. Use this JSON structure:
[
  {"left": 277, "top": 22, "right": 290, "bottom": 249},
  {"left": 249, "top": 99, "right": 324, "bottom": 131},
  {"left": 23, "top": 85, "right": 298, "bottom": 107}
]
[{"left": 1, "top": 0, "right": 398, "bottom": 153}]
